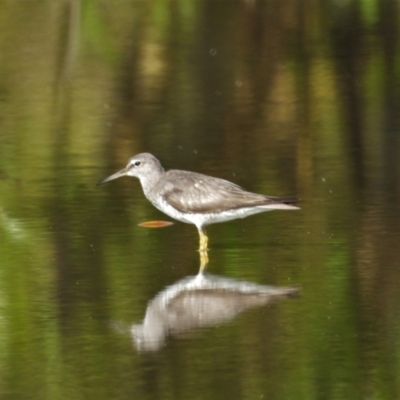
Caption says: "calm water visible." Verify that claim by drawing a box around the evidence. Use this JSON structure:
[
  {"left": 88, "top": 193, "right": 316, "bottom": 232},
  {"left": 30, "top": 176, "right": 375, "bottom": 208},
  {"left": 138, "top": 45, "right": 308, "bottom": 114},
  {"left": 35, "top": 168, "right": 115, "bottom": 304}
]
[{"left": 1, "top": 1, "right": 400, "bottom": 399}]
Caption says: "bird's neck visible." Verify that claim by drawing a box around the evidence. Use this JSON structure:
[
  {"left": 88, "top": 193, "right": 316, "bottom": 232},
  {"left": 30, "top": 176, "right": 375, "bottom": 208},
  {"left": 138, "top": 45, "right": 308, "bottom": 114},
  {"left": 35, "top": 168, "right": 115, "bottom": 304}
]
[{"left": 139, "top": 167, "right": 165, "bottom": 196}]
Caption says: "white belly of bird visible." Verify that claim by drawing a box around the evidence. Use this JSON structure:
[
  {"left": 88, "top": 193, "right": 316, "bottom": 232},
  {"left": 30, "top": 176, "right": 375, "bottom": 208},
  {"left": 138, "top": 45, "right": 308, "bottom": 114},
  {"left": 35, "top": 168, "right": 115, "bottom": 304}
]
[{"left": 150, "top": 196, "right": 276, "bottom": 228}]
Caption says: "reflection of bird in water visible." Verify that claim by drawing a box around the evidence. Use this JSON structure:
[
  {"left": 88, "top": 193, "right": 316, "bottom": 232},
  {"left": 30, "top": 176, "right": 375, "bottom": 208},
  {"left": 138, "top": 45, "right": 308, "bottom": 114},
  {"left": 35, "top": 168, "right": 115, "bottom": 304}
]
[
  {"left": 131, "top": 273, "right": 299, "bottom": 352},
  {"left": 97, "top": 153, "right": 299, "bottom": 262}
]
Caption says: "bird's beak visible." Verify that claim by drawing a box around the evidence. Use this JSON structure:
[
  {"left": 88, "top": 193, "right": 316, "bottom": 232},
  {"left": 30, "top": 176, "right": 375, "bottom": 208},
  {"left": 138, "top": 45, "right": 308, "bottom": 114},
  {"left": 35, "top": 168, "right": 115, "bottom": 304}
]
[{"left": 97, "top": 168, "right": 128, "bottom": 186}]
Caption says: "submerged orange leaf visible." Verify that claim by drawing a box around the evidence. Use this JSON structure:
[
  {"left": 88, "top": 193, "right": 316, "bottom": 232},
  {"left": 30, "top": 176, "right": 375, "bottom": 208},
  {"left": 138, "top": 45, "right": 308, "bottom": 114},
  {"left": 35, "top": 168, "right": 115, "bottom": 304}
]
[{"left": 138, "top": 220, "right": 174, "bottom": 228}]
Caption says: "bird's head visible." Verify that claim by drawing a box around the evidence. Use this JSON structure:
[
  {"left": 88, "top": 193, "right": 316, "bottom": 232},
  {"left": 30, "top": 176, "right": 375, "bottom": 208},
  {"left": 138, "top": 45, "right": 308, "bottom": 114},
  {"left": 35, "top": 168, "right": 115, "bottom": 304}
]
[{"left": 97, "top": 153, "right": 164, "bottom": 186}]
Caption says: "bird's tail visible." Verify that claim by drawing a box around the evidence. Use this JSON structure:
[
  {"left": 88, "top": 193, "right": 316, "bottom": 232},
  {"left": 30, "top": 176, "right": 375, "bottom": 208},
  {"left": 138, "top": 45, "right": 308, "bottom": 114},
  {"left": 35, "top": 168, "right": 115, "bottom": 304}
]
[
  {"left": 263, "top": 196, "right": 300, "bottom": 210},
  {"left": 280, "top": 197, "right": 299, "bottom": 206}
]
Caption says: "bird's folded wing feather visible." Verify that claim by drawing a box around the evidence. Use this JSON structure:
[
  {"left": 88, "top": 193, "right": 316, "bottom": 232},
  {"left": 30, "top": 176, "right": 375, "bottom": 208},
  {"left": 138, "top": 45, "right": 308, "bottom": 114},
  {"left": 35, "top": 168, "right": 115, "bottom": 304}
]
[{"left": 158, "top": 170, "right": 296, "bottom": 213}]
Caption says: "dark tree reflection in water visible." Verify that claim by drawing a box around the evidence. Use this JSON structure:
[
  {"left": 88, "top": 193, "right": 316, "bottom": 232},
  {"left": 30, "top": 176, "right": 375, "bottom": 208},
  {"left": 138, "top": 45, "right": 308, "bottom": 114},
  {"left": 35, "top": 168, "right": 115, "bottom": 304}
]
[{"left": 0, "top": 1, "right": 400, "bottom": 399}]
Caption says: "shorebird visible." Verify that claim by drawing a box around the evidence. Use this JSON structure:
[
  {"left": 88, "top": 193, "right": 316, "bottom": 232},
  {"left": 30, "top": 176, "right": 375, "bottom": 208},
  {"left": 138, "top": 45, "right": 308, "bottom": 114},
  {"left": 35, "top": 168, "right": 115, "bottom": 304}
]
[{"left": 97, "top": 153, "right": 299, "bottom": 253}]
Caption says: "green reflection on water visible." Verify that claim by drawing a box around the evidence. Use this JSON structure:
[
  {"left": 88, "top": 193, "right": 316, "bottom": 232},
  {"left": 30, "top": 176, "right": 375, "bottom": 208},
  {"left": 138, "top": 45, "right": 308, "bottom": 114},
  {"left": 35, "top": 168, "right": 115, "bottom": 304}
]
[{"left": 1, "top": 0, "right": 400, "bottom": 399}]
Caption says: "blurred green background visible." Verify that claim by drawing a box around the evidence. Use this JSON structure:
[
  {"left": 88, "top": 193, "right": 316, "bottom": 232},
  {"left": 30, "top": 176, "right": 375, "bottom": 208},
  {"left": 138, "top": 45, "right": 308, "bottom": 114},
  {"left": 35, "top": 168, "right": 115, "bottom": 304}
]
[{"left": 1, "top": 1, "right": 400, "bottom": 399}]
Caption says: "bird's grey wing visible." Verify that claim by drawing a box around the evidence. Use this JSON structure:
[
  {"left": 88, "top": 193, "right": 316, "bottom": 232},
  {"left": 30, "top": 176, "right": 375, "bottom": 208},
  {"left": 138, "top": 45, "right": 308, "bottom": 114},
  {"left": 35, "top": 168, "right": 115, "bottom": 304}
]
[{"left": 159, "top": 170, "right": 274, "bottom": 213}]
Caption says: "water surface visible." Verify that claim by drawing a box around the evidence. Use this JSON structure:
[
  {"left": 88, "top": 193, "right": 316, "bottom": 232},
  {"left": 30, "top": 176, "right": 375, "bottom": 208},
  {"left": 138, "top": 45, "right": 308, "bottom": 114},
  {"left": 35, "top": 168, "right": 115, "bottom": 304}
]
[{"left": 1, "top": 1, "right": 400, "bottom": 399}]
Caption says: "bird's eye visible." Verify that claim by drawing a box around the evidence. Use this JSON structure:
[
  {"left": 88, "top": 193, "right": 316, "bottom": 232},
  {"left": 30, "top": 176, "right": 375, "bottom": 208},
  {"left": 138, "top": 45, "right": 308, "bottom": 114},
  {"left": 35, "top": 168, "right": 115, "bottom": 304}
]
[{"left": 134, "top": 161, "right": 141, "bottom": 167}]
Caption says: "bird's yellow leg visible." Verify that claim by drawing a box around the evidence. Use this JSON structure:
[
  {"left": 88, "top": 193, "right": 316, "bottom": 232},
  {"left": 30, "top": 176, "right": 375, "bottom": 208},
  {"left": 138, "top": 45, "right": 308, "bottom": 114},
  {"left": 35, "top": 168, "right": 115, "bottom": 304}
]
[
  {"left": 197, "top": 227, "right": 209, "bottom": 273},
  {"left": 198, "top": 227, "right": 208, "bottom": 252},
  {"left": 199, "top": 249, "right": 209, "bottom": 273}
]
